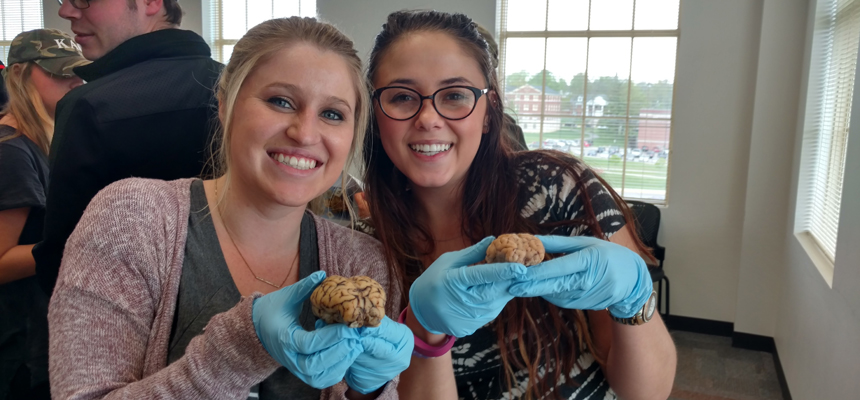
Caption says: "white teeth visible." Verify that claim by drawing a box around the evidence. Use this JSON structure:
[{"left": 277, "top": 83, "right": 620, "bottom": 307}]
[
  {"left": 271, "top": 153, "right": 317, "bottom": 170},
  {"left": 410, "top": 143, "right": 451, "bottom": 156}
]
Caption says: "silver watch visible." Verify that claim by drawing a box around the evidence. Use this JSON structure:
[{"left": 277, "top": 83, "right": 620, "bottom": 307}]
[{"left": 610, "top": 290, "right": 657, "bottom": 326}]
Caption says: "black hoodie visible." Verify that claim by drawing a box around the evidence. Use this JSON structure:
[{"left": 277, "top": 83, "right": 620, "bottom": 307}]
[{"left": 33, "top": 29, "right": 223, "bottom": 294}]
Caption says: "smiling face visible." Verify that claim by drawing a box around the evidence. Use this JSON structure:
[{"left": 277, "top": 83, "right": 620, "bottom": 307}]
[
  {"left": 373, "top": 31, "right": 489, "bottom": 193},
  {"left": 58, "top": 0, "right": 147, "bottom": 60},
  {"left": 226, "top": 43, "right": 357, "bottom": 208}
]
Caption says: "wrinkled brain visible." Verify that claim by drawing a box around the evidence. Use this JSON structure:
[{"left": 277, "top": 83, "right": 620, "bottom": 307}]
[
  {"left": 485, "top": 233, "right": 545, "bottom": 266},
  {"left": 310, "top": 275, "right": 386, "bottom": 328}
]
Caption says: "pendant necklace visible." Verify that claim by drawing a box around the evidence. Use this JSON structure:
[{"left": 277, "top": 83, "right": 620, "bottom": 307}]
[{"left": 215, "top": 180, "right": 298, "bottom": 289}]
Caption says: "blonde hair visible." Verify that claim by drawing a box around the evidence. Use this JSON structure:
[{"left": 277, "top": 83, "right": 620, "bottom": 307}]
[
  {"left": 211, "top": 17, "right": 370, "bottom": 220},
  {"left": 0, "top": 62, "right": 54, "bottom": 154}
]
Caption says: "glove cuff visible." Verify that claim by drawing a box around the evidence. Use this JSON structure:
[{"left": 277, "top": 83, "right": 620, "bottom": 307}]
[{"left": 399, "top": 307, "right": 456, "bottom": 358}]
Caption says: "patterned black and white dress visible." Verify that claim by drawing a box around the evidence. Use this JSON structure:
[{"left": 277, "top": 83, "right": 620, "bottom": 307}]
[
  {"left": 452, "top": 152, "right": 626, "bottom": 400},
  {"left": 357, "top": 151, "right": 627, "bottom": 399}
]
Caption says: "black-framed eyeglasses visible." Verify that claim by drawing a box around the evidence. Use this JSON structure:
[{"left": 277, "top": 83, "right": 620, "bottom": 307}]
[
  {"left": 373, "top": 85, "right": 489, "bottom": 121},
  {"left": 57, "top": 0, "right": 91, "bottom": 10}
]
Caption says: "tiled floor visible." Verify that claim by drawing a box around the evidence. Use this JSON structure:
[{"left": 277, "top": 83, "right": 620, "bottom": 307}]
[{"left": 669, "top": 331, "right": 785, "bottom": 400}]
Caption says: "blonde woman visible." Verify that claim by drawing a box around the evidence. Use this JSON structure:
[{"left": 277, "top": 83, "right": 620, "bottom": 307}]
[
  {"left": 0, "top": 28, "right": 87, "bottom": 399},
  {"left": 48, "top": 17, "right": 411, "bottom": 400}
]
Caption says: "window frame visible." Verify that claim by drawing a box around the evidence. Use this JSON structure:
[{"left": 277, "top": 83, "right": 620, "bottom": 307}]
[
  {"left": 496, "top": 0, "right": 680, "bottom": 203},
  {"left": 204, "top": 0, "right": 314, "bottom": 64},
  {"left": 794, "top": 0, "right": 859, "bottom": 282},
  {"left": 0, "top": 0, "right": 44, "bottom": 63}
]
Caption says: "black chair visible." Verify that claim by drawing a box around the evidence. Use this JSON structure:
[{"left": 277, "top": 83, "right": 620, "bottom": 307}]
[{"left": 626, "top": 200, "right": 670, "bottom": 316}]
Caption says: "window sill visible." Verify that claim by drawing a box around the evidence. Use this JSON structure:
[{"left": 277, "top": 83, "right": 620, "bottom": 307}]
[{"left": 794, "top": 231, "right": 834, "bottom": 288}]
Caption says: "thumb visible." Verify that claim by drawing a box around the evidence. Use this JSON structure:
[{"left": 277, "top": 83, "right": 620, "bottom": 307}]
[
  {"left": 284, "top": 270, "right": 327, "bottom": 305},
  {"left": 454, "top": 262, "right": 527, "bottom": 286},
  {"left": 535, "top": 235, "right": 602, "bottom": 254},
  {"left": 439, "top": 236, "right": 496, "bottom": 267},
  {"left": 360, "top": 335, "right": 400, "bottom": 358}
]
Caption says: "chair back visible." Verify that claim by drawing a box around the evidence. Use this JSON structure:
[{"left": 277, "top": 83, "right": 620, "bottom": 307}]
[
  {"left": 625, "top": 201, "right": 660, "bottom": 247},
  {"left": 625, "top": 200, "right": 665, "bottom": 266}
]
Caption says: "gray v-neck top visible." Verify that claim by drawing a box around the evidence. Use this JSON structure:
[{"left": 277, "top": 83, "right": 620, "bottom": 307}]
[{"left": 168, "top": 179, "right": 321, "bottom": 399}]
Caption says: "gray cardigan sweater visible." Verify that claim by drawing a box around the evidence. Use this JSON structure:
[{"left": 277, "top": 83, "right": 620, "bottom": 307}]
[{"left": 48, "top": 178, "right": 401, "bottom": 400}]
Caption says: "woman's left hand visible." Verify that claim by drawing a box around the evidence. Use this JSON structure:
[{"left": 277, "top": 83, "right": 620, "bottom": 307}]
[
  {"left": 337, "top": 316, "right": 414, "bottom": 394},
  {"left": 508, "top": 235, "right": 652, "bottom": 318}
]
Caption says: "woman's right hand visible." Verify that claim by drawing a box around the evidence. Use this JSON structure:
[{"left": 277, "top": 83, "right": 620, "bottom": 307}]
[
  {"left": 408, "top": 236, "right": 528, "bottom": 338},
  {"left": 252, "top": 271, "right": 362, "bottom": 389}
]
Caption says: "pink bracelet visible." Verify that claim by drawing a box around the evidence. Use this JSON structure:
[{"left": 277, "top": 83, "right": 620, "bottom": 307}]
[{"left": 398, "top": 307, "right": 457, "bottom": 358}]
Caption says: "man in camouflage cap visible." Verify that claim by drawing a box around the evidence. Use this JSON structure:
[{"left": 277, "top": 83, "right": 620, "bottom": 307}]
[{"left": 6, "top": 28, "right": 90, "bottom": 78}]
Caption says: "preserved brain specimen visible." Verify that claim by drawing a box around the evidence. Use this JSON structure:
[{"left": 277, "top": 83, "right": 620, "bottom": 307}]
[
  {"left": 485, "top": 233, "right": 545, "bottom": 266},
  {"left": 310, "top": 275, "right": 386, "bottom": 328}
]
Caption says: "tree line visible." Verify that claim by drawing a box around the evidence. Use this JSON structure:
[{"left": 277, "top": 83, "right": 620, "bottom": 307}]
[{"left": 505, "top": 70, "right": 674, "bottom": 116}]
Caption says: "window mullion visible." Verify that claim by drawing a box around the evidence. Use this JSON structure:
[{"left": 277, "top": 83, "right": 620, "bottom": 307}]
[
  {"left": 538, "top": 0, "right": 549, "bottom": 147},
  {"left": 500, "top": 0, "right": 676, "bottom": 202}
]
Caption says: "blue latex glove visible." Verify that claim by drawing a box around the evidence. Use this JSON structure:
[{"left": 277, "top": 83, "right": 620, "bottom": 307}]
[
  {"left": 508, "top": 235, "right": 653, "bottom": 318},
  {"left": 253, "top": 271, "right": 363, "bottom": 389},
  {"left": 326, "top": 316, "right": 414, "bottom": 394},
  {"left": 409, "top": 236, "right": 528, "bottom": 337}
]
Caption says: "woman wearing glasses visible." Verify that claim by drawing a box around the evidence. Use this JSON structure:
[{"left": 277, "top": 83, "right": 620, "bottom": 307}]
[{"left": 361, "top": 10, "right": 676, "bottom": 400}]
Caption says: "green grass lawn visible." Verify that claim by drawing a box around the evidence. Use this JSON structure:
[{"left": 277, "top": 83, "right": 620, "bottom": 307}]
[
  {"left": 519, "top": 127, "right": 668, "bottom": 199},
  {"left": 583, "top": 157, "right": 668, "bottom": 197},
  {"left": 517, "top": 145, "right": 670, "bottom": 196},
  {"left": 524, "top": 128, "right": 632, "bottom": 148}
]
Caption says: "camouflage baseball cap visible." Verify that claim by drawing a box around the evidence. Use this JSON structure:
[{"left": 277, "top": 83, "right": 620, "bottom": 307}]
[{"left": 7, "top": 28, "right": 90, "bottom": 78}]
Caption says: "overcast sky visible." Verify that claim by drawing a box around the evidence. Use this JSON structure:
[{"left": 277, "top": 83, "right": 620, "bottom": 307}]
[{"left": 503, "top": 0, "right": 680, "bottom": 84}]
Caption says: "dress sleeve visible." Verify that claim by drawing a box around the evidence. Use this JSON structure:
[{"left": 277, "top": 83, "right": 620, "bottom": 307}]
[
  {"left": 48, "top": 179, "right": 280, "bottom": 400},
  {"left": 0, "top": 141, "right": 45, "bottom": 212},
  {"left": 517, "top": 152, "right": 626, "bottom": 238}
]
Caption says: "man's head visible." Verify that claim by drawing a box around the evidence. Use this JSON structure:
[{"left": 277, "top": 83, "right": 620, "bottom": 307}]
[{"left": 58, "top": 0, "right": 183, "bottom": 61}]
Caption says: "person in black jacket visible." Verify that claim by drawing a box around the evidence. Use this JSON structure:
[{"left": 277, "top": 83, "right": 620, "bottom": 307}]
[{"left": 33, "top": 0, "right": 223, "bottom": 294}]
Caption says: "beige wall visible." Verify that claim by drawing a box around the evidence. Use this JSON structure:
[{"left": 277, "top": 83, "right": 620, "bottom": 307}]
[
  {"left": 43, "top": 1, "right": 66, "bottom": 32},
  {"left": 733, "top": 0, "right": 806, "bottom": 336},
  {"left": 664, "top": 0, "right": 761, "bottom": 322},
  {"left": 317, "top": 0, "right": 495, "bottom": 63},
  {"left": 676, "top": 1, "right": 860, "bottom": 396},
  {"left": 774, "top": 0, "right": 860, "bottom": 397}
]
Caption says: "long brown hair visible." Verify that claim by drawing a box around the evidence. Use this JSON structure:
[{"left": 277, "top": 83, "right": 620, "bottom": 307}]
[
  {"left": 210, "top": 17, "right": 370, "bottom": 218},
  {"left": 0, "top": 62, "right": 54, "bottom": 154},
  {"left": 363, "top": 10, "right": 653, "bottom": 399}
]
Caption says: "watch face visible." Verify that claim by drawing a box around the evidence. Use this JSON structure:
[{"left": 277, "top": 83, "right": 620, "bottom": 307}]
[{"left": 644, "top": 291, "right": 657, "bottom": 321}]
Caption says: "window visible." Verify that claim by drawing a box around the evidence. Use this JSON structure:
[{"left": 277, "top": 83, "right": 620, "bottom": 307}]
[
  {"left": 796, "top": 0, "right": 858, "bottom": 266},
  {"left": 0, "top": 0, "right": 44, "bottom": 63},
  {"left": 206, "top": 0, "right": 315, "bottom": 63},
  {"left": 498, "top": 0, "right": 679, "bottom": 201}
]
